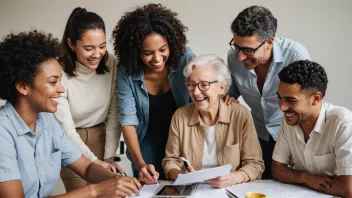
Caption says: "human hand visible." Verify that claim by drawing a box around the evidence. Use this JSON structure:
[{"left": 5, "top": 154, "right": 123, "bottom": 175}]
[
  {"left": 205, "top": 171, "right": 243, "bottom": 188},
  {"left": 138, "top": 164, "right": 159, "bottom": 184},
  {"left": 222, "top": 94, "right": 239, "bottom": 105},
  {"left": 303, "top": 173, "right": 332, "bottom": 191},
  {"left": 104, "top": 157, "right": 125, "bottom": 174},
  {"left": 92, "top": 176, "right": 141, "bottom": 198},
  {"left": 93, "top": 159, "right": 117, "bottom": 173}
]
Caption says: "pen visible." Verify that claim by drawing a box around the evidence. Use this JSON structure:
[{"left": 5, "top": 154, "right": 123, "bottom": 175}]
[{"left": 180, "top": 157, "right": 194, "bottom": 173}]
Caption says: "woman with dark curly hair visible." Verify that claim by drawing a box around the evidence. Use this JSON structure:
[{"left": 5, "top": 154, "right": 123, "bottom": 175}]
[
  {"left": 0, "top": 30, "right": 140, "bottom": 198},
  {"left": 112, "top": 3, "right": 196, "bottom": 183},
  {"left": 54, "top": 7, "right": 123, "bottom": 192}
]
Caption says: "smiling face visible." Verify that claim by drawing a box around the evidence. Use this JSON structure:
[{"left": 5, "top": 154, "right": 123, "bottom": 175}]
[
  {"left": 68, "top": 29, "right": 107, "bottom": 69},
  {"left": 232, "top": 34, "right": 272, "bottom": 70},
  {"left": 277, "top": 82, "right": 316, "bottom": 126},
  {"left": 188, "top": 65, "right": 225, "bottom": 115},
  {"left": 140, "top": 33, "right": 170, "bottom": 73},
  {"left": 25, "top": 59, "right": 64, "bottom": 114}
]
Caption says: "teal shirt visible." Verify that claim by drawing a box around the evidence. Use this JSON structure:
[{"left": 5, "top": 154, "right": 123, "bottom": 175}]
[
  {"left": 227, "top": 38, "right": 310, "bottom": 141},
  {"left": 0, "top": 102, "right": 81, "bottom": 198}
]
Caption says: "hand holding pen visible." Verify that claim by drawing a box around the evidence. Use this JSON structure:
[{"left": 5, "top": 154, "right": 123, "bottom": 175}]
[
  {"left": 180, "top": 157, "right": 195, "bottom": 173},
  {"left": 138, "top": 164, "right": 160, "bottom": 184}
]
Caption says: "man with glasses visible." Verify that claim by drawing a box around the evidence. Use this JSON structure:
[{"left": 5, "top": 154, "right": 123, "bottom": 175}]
[{"left": 226, "top": 5, "right": 310, "bottom": 179}]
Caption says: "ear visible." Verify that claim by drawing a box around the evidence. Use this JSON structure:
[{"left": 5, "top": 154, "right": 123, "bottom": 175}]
[
  {"left": 15, "top": 81, "right": 30, "bottom": 96},
  {"left": 219, "top": 83, "right": 227, "bottom": 95},
  {"left": 311, "top": 92, "right": 323, "bottom": 106},
  {"left": 267, "top": 36, "right": 275, "bottom": 45},
  {"left": 67, "top": 38, "right": 75, "bottom": 51}
]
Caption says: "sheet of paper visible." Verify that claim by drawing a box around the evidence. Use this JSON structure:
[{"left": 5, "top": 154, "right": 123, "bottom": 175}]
[
  {"left": 226, "top": 180, "right": 333, "bottom": 198},
  {"left": 193, "top": 183, "right": 229, "bottom": 198},
  {"left": 173, "top": 164, "right": 232, "bottom": 185}
]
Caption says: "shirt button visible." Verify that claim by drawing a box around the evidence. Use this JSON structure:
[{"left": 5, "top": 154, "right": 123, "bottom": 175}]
[{"left": 41, "top": 183, "right": 44, "bottom": 186}]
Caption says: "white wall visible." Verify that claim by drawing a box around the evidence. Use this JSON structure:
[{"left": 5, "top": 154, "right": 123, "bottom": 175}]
[{"left": 1, "top": 0, "right": 351, "bottom": 109}]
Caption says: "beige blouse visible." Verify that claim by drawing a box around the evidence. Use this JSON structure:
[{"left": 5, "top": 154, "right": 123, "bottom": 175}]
[{"left": 162, "top": 100, "right": 264, "bottom": 180}]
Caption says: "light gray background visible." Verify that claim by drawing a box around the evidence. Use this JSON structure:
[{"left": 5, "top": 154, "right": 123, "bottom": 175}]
[{"left": 0, "top": 0, "right": 352, "bottom": 109}]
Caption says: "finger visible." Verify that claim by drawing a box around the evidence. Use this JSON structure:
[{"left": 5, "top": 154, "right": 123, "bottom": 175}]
[
  {"left": 132, "top": 177, "right": 142, "bottom": 190},
  {"left": 140, "top": 168, "right": 155, "bottom": 184},
  {"left": 187, "top": 165, "right": 195, "bottom": 172},
  {"left": 146, "top": 165, "right": 159, "bottom": 182},
  {"left": 320, "top": 180, "right": 331, "bottom": 188},
  {"left": 109, "top": 164, "right": 117, "bottom": 173},
  {"left": 114, "top": 164, "right": 125, "bottom": 174}
]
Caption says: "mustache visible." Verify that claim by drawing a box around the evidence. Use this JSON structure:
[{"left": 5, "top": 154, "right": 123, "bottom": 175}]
[{"left": 283, "top": 109, "right": 296, "bottom": 114}]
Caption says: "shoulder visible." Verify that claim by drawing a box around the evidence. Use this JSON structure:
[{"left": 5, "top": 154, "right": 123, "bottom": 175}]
[
  {"left": 106, "top": 52, "right": 118, "bottom": 70},
  {"left": 325, "top": 102, "right": 352, "bottom": 126},
  {"left": 274, "top": 37, "right": 309, "bottom": 58},
  {"left": 173, "top": 103, "right": 195, "bottom": 119},
  {"left": 228, "top": 103, "right": 251, "bottom": 118},
  {"left": 178, "top": 46, "right": 196, "bottom": 68}
]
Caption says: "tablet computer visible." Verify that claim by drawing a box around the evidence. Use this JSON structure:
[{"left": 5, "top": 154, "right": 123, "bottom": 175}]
[{"left": 152, "top": 184, "right": 198, "bottom": 198}]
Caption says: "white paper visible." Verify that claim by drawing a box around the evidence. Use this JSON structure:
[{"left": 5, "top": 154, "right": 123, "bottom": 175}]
[
  {"left": 173, "top": 164, "right": 232, "bottom": 185},
  {"left": 193, "top": 183, "right": 229, "bottom": 198},
  {"left": 226, "top": 180, "right": 333, "bottom": 198}
]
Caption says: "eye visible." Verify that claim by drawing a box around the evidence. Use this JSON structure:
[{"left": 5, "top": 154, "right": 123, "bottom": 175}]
[
  {"left": 143, "top": 53, "right": 152, "bottom": 56},
  {"left": 50, "top": 81, "right": 57, "bottom": 85},
  {"left": 243, "top": 49, "right": 255, "bottom": 55},
  {"left": 160, "top": 48, "right": 166, "bottom": 52},
  {"left": 85, "top": 48, "right": 92, "bottom": 52}
]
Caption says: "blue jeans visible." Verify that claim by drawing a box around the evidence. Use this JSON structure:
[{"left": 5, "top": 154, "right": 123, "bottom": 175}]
[{"left": 259, "top": 136, "right": 276, "bottom": 179}]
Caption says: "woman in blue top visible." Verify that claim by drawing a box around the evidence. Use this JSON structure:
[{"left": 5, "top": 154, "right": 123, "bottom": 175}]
[
  {"left": 112, "top": 3, "right": 196, "bottom": 183},
  {"left": 0, "top": 31, "right": 140, "bottom": 198}
]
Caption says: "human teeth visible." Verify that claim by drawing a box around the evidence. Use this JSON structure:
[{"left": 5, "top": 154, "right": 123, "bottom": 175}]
[
  {"left": 195, "top": 97, "right": 207, "bottom": 101},
  {"left": 50, "top": 98, "right": 59, "bottom": 104},
  {"left": 151, "top": 61, "right": 163, "bottom": 66},
  {"left": 285, "top": 113, "right": 295, "bottom": 117}
]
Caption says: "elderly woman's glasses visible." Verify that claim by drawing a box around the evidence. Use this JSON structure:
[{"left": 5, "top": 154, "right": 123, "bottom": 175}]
[
  {"left": 229, "top": 39, "right": 267, "bottom": 56},
  {"left": 184, "top": 81, "right": 218, "bottom": 91}
]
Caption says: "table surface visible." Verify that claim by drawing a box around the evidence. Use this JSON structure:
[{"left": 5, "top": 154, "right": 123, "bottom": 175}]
[{"left": 136, "top": 180, "right": 336, "bottom": 198}]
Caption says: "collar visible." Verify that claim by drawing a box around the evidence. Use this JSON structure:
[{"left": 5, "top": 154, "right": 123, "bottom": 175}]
[
  {"left": 75, "top": 60, "right": 95, "bottom": 75},
  {"left": 312, "top": 101, "right": 327, "bottom": 134},
  {"left": 3, "top": 102, "right": 32, "bottom": 135},
  {"left": 189, "top": 100, "right": 230, "bottom": 126}
]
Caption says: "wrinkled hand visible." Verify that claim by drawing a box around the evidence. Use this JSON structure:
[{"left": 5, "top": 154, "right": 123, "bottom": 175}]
[
  {"left": 205, "top": 172, "right": 242, "bottom": 188},
  {"left": 138, "top": 164, "right": 159, "bottom": 184},
  {"left": 181, "top": 163, "right": 195, "bottom": 174},
  {"left": 104, "top": 157, "right": 125, "bottom": 174},
  {"left": 93, "top": 159, "right": 117, "bottom": 173},
  {"left": 304, "top": 174, "right": 332, "bottom": 191},
  {"left": 222, "top": 94, "right": 239, "bottom": 105},
  {"left": 94, "top": 176, "right": 141, "bottom": 198}
]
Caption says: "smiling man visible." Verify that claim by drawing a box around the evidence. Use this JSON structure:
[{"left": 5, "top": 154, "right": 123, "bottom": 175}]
[
  {"left": 226, "top": 5, "right": 310, "bottom": 179},
  {"left": 272, "top": 60, "right": 352, "bottom": 197}
]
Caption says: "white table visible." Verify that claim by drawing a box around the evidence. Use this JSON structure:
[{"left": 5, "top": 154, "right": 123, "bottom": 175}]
[{"left": 136, "top": 180, "right": 335, "bottom": 198}]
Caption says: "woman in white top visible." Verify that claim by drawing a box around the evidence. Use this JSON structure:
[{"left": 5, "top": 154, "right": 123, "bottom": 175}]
[{"left": 54, "top": 7, "right": 122, "bottom": 192}]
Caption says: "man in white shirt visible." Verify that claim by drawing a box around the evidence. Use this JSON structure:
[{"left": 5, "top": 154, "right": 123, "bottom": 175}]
[{"left": 272, "top": 60, "right": 352, "bottom": 197}]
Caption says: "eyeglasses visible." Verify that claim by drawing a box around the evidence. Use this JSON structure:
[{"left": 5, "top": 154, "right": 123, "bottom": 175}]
[
  {"left": 184, "top": 81, "right": 218, "bottom": 91},
  {"left": 229, "top": 39, "right": 267, "bottom": 56}
]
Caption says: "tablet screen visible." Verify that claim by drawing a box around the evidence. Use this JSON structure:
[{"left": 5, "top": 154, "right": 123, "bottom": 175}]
[{"left": 155, "top": 184, "right": 196, "bottom": 196}]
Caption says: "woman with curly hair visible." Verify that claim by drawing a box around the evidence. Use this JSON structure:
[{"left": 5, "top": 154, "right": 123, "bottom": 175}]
[
  {"left": 0, "top": 30, "right": 140, "bottom": 198},
  {"left": 53, "top": 7, "right": 123, "bottom": 192},
  {"left": 112, "top": 3, "right": 196, "bottom": 183}
]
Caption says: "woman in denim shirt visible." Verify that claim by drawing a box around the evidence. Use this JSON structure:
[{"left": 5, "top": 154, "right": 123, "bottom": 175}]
[{"left": 112, "top": 3, "right": 195, "bottom": 183}]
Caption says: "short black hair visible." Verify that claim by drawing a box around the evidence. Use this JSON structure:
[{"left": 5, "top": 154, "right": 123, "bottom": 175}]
[
  {"left": 231, "top": 5, "right": 277, "bottom": 41},
  {"left": 59, "top": 7, "right": 109, "bottom": 76},
  {"left": 279, "top": 60, "right": 328, "bottom": 97},
  {"left": 112, "top": 3, "right": 188, "bottom": 75},
  {"left": 0, "top": 30, "right": 61, "bottom": 104}
]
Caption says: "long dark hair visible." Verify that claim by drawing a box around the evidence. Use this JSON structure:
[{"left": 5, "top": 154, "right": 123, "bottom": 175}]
[{"left": 59, "top": 7, "right": 109, "bottom": 76}]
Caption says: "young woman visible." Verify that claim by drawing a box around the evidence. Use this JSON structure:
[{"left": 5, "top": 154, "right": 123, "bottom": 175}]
[
  {"left": 54, "top": 7, "right": 122, "bottom": 192},
  {"left": 112, "top": 3, "right": 196, "bottom": 183},
  {"left": 0, "top": 30, "right": 140, "bottom": 198}
]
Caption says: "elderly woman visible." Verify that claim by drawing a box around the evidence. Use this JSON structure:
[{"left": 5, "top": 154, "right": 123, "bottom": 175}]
[{"left": 162, "top": 54, "right": 264, "bottom": 188}]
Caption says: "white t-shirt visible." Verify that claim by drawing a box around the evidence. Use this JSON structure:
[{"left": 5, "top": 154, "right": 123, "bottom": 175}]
[
  {"left": 272, "top": 102, "right": 352, "bottom": 175},
  {"left": 201, "top": 122, "right": 219, "bottom": 169}
]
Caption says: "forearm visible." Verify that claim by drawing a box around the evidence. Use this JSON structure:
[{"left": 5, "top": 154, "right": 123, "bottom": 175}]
[
  {"left": 317, "top": 176, "right": 352, "bottom": 198},
  {"left": 49, "top": 185, "right": 97, "bottom": 198},
  {"left": 83, "top": 162, "right": 117, "bottom": 183},
  {"left": 272, "top": 161, "right": 306, "bottom": 184},
  {"left": 168, "top": 168, "right": 181, "bottom": 180},
  {"left": 122, "top": 126, "right": 145, "bottom": 168}
]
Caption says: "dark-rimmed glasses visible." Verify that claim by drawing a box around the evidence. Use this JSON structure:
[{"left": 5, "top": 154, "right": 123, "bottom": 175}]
[
  {"left": 229, "top": 39, "right": 266, "bottom": 56},
  {"left": 184, "top": 81, "right": 218, "bottom": 91}
]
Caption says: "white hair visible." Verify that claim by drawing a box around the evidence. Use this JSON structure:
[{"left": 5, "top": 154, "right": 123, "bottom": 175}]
[{"left": 183, "top": 54, "right": 232, "bottom": 95}]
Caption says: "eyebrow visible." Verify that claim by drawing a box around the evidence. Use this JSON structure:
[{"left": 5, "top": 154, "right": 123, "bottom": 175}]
[
  {"left": 142, "top": 44, "right": 168, "bottom": 52},
  {"left": 82, "top": 42, "right": 107, "bottom": 48}
]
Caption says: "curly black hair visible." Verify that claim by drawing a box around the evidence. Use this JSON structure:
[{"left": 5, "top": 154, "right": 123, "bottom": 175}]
[
  {"left": 279, "top": 60, "right": 328, "bottom": 97},
  {"left": 0, "top": 30, "right": 61, "bottom": 104},
  {"left": 231, "top": 5, "right": 277, "bottom": 42},
  {"left": 59, "top": 7, "right": 109, "bottom": 77},
  {"left": 112, "top": 3, "right": 188, "bottom": 75}
]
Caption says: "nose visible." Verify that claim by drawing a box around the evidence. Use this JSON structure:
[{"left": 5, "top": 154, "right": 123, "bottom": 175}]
[
  {"left": 192, "top": 85, "right": 202, "bottom": 95},
  {"left": 152, "top": 53, "right": 162, "bottom": 62},
  {"left": 237, "top": 50, "right": 247, "bottom": 61},
  {"left": 279, "top": 100, "right": 289, "bottom": 112},
  {"left": 58, "top": 81, "right": 65, "bottom": 93},
  {"left": 92, "top": 49, "right": 101, "bottom": 58}
]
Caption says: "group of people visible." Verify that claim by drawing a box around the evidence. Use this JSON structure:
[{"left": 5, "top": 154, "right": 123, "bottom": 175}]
[{"left": 0, "top": 3, "right": 351, "bottom": 198}]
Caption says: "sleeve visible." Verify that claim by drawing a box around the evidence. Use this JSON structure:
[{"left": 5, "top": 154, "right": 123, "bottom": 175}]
[
  {"left": 162, "top": 111, "right": 183, "bottom": 179},
  {"left": 293, "top": 42, "right": 311, "bottom": 61},
  {"left": 0, "top": 125, "right": 21, "bottom": 182},
  {"left": 227, "top": 49, "right": 241, "bottom": 99},
  {"left": 334, "top": 117, "right": 352, "bottom": 175},
  {"left": 117, "top": 67, "right": 139, "bottom": 128},
  {"left": 272, "top": 118, "right": 292, "bottom": 165},
  {"left": 237, "top": 110, "right": 265, "bottom": 180},
  {"left": 54, "top": 80, "right": 97, "bottom": 162},
  {"left": 57, "top": 124, "right": 82, "bottom": 167},
  {"left": 104, "top": 56, "right": 121, "bottom": 159}
]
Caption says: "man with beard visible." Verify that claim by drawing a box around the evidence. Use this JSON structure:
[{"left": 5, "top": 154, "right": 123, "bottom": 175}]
[
  {"left": 272, "top": 60, "right": 352, "bottom": 197},
  {"left": 226, "top": 5, "right": 310, "bottom": 179}
]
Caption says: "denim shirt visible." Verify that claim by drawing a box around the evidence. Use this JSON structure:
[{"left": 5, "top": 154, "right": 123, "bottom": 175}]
[
  {"left": 0, "top": 102, "right": 81, "bottom": 198},
  {"left": 118, "top": 46, "right": 195, "bottom": 143},
  {"left": 227, "top": 38, "right": 310, "bottom": 141}
]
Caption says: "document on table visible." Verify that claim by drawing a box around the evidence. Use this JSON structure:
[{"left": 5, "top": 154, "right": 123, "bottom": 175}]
[
  {"left": 226, "top": 180, "right": 333, "bottom": 198},
  {"left": 173, "top": 164, "right": 232, "bottom": 185}
]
